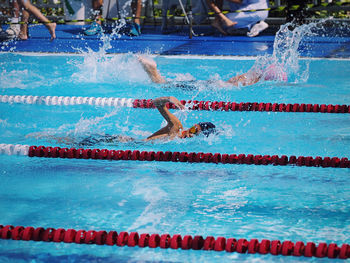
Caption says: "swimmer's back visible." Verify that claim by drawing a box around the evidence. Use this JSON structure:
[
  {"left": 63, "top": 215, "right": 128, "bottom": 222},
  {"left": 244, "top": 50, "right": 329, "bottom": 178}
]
[
  {"left": 162, "top": 80, "right": 216, "bottom": 90},
  {"left": 77, "top": 134, "right": 135, "bottom": 146}
]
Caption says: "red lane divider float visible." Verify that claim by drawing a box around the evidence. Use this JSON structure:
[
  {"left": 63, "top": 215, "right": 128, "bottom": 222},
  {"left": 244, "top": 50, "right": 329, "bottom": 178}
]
[
  {"left": 27, "top": 145, "right": 350, "bottom": 168},
  {"left": 133, "top": 99, "right": 350, "bottom": 114},
  {"left": 1, "top": 225, "right": 349, "bottom": 259}
]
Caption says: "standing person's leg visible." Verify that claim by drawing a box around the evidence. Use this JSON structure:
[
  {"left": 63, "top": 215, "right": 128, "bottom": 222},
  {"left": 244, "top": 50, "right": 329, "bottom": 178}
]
[
  {"left": 84, "top": 0, "right": 103, "bottom": 35},
  {"left": 129, "top": 0, "right": 142, "bottom": 36},
  {"left": 205, "top": 0, "right": 236, "bottom": 34},
  {"left": 19, "top": 8, "right": 29, "bottom": 40},
  {"left": 6, "top": 0, "right": 21, "bottom": 38},
  {"left": 11, "top": 0, "right": 20, "bottom": 18},
  {"left": 133, "top": 0, "right": 142, "bottom": 26},
  {"left": 93, "top": 0, "right": 104, "bottom": 25},
  {"left": 18, "top": 0, "right": 56, "bottom": 40}
]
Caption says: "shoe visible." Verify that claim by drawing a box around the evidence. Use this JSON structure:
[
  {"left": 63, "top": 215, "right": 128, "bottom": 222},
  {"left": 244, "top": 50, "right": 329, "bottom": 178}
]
[
  {"left": 6, "top": 25, "right": 20, "bottom": 39},
  {"left": 0, "top": 30, "right": 11, "bottom": 41},
  {"left": 5, "top": 18, "right": 20, "bottom": 39},
  {"left": 83, "top": 22, "right": 102, "bottom": 36},
  {"left": 129, "top": 23, "right": 141, "bottom": 36},
  {"left": 247, "top": 21, "right": 268, "bottom": 37}
]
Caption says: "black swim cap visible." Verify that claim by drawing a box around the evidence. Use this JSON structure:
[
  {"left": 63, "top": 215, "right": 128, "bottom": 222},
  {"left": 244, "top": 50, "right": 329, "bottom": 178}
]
[{"left": 198, "top": 122, "right": 216, "bottom": 137}]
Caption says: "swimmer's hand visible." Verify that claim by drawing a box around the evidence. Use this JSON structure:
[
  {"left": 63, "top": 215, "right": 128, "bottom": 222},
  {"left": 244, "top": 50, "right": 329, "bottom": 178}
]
[
  {"left": 153, "top": 96, "right": 185, "bottom": 110},
  {"left": 169, "top": 96, "right": 185, "bottom": 110}
]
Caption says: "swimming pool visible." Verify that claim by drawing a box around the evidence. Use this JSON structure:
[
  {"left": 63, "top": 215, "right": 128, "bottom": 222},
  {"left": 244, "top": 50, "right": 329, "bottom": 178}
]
[{"left": 0, "top": 22, "right": 350, "bottom": 262}]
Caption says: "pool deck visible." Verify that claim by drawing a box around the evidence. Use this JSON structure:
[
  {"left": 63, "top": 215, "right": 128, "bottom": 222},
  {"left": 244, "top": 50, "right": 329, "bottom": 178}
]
[{"left": 1, "top": 24, "right": 350, "bottom": 58}]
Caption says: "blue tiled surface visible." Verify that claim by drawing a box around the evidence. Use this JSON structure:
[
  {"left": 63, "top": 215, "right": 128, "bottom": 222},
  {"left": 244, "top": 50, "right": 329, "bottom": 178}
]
[{"left": 0, "top": 24, "right": 349, "bottom": 57}]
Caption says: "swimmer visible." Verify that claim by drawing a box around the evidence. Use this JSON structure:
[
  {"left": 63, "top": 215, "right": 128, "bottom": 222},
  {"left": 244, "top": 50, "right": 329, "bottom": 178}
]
[
  {"left": 138, "top": 55, "right": 287, "bottom": 87},
  {"left": 26, "top": 96, "right": 216, "bottom": 146},
  {"left": 145, "top": 96, "right": 216, "bottom": 141}
]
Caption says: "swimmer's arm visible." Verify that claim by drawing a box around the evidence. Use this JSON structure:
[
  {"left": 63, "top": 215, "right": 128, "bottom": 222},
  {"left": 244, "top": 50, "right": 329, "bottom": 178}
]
[
  {"left": 153, "top": 96, "right": 185, "bottom": 123},
  {"left": 145, "top": 126, "right": 177, "bottom": 141},
  {"left": 226, "top": 72, "right": 261, "bottom": 86},
  {"left": 137, "top": 55, "right": 167, "bottom": 84},
  {"left": 146, "top": 97, "right": 184, "bottom": 140}
]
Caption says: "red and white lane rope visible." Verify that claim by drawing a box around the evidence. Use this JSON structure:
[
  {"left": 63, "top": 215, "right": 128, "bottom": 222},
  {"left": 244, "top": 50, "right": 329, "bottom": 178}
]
[
  {"left": 1, "top": 95, "right": 349, "bottom": 114},
  {"left": 0, "top": 224, "right": 349, "bottom": 259},
  {"left": 0, "top": 144, "right": 348, "bottom": 168}
]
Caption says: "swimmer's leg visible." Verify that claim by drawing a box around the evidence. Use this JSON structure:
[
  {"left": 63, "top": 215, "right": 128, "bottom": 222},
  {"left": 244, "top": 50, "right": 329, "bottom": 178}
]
[
  {"left": 26, "top": 132, "right": 73, "bottom": 144},
  {"left": 137, "top": 55, "right": 167, "bottom": 84}
]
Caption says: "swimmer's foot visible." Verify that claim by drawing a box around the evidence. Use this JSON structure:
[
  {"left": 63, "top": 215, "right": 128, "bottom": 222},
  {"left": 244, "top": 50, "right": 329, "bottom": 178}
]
[
  {"left": 137, "top": 55, "right": 166, "bottom": 84},
  {"left": 46, "top": 22, "right": 56, "bottom": 40}
]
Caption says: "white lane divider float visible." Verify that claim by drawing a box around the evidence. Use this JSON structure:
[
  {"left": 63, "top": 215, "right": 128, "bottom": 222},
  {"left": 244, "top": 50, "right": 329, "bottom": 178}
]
[
  {"left": 0, "top": 95, "right": 134, "bottom": 108},
  {"left": 0, "top": 144, "right": 29, "bottom": 156}
]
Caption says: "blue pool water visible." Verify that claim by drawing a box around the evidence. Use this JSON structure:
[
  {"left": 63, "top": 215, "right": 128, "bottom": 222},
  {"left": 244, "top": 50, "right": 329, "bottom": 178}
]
[
  {"left": 0, "top": 52, "right": 349, "bottom": 262},
  {"left": 0, "top": 21, "right": 350, "bottom": 262}
]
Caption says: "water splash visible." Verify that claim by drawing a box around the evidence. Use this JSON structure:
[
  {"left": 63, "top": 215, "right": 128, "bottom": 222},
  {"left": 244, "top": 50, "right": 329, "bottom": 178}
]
[
  {"left": 168, "top": 73, "right": 196, "bottom": 82},
  {"left": 128, "top": 178, "right": 168, "bottom": 233},
  {"left": 0, "top": 69, "right": 30, "bottom": 89},
  {"left": 72, "top": 108, "right": 119, "bottom": 136},
  {"left": 26, "top": 108, "right": 121, "bottom": 145},
  {"left": 71, "top": 10, "right": 150, "bottom": 84},
  {"left": 70, "top": 51, "right": 149, "bottom": 84},
  {"left": 250, "top": 19, "right": 343, "bottom": 84},
  {"left": 70, "top": 18, "right": 331, "bottom": 88}
]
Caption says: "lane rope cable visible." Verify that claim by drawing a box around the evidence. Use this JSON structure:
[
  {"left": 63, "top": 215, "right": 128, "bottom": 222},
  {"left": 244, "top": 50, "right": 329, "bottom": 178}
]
[
  {"left": 0, "top": 224, "right": 349, "bottom": 259},
  {"left": 1, "top": 95, "right": 349, "bottom": 114},
  {"left": 0, "top": 144, "right": 349, "bottom": 168}
]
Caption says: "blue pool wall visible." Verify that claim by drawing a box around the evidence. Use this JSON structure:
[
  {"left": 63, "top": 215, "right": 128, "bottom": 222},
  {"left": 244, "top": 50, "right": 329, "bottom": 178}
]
[{"left": 0, "top": 24, "right": 349, "bottom": 57}]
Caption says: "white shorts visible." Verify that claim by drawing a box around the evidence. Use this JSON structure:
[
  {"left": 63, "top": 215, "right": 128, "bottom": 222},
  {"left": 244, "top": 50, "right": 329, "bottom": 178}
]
[
  {"left": 227, "top": 0, "right": 269, "bottom": 29},
  {"left": 226, "top": 10, "right": 268, "bottom": 29}
]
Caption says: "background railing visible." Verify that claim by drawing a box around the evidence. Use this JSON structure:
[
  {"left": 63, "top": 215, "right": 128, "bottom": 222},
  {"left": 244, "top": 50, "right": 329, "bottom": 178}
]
[
  {"left": 0, "top": 0, "right": 64, "bottom": 21},
  {"left": 0, "top": 0, "right": 349, "bottom": 25}
]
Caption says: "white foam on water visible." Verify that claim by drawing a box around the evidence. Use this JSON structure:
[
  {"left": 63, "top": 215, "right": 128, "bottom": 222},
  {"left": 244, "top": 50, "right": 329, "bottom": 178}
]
[
  {"left": 70, "top": 51, "right": 149, "bottom": 84},
  {"left": 0, "top": 69, "right": 41, "bottom": 89}
]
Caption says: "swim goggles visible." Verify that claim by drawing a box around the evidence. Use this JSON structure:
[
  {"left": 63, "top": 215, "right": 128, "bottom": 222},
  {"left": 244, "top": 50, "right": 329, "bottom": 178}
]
[
  {"left": 180, "top": 125, "right": 199, "bottom": 138},
  {"left": 189, "top": 125, "right": 199, "bottom": 135}
]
